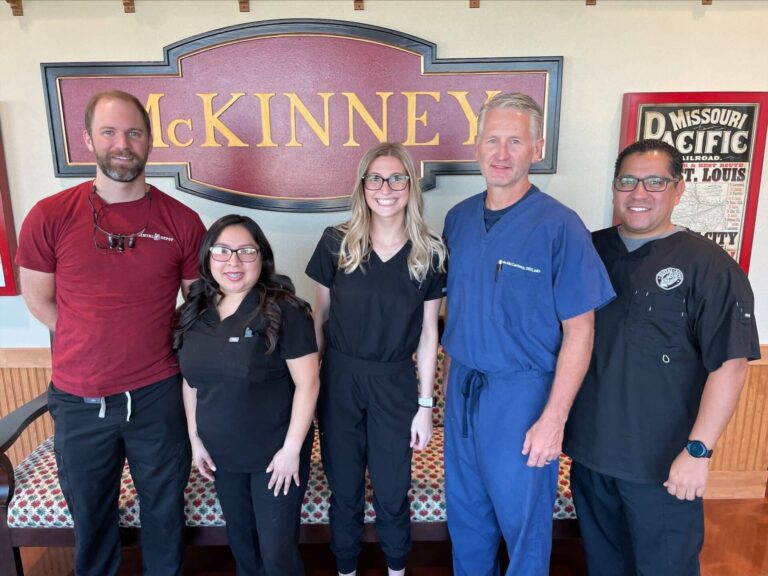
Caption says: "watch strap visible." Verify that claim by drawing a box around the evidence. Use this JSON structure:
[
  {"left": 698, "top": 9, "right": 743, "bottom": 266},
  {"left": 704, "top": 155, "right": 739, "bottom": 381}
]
[{"left": 686, "top": 440, "right": 713, "bottom": 458}]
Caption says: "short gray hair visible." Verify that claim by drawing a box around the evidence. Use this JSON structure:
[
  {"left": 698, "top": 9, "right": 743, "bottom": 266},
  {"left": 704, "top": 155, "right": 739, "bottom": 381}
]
[{"left": 476, "top": 92, "right": 543, "bottom": 141}]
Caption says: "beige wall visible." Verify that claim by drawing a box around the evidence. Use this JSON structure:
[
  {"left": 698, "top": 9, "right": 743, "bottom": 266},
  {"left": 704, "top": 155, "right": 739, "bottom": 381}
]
[{"left": 1, "top": 0, "right": 766, "bottom": 347}]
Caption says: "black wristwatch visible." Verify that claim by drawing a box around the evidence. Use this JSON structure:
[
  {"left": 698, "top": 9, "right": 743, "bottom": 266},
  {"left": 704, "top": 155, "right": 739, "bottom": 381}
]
[{"left": 685, "top": 440, "right": 713, "bottom": 458}]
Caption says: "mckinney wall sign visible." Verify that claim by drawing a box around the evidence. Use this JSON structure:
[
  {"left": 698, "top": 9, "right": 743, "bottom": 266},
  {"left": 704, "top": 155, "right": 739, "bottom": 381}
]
[{"left": 42, "top": 19, "right": 563, "bottom": 211}]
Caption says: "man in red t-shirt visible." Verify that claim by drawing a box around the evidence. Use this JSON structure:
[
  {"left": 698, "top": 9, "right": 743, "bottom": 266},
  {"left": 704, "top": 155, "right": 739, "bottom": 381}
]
[{"left": 16, "top": 90, "right": 205, "bottom": 576}]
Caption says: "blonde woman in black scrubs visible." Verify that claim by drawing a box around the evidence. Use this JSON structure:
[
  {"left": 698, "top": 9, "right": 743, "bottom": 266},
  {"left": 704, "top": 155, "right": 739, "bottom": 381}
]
[
  {"left": 175, "top": 214, "right": 319, "bottom": 576},
  {"left": 306, "top": 143, "right": 447, "bottom": 576}
]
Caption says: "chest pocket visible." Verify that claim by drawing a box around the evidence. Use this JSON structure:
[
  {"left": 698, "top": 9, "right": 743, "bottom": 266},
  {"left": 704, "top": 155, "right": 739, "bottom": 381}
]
[
  {"left": 183, "top": 329, "right": 269, "bottom": 387},
  {"left": 491, "top": 262, "right": 541, "bottom": 329},
  {"left": 626, "top": 290, "right": 688, "bottom": 352}
]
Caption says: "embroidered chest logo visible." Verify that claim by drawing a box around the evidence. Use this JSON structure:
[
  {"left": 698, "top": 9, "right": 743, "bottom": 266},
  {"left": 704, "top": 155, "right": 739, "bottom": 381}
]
[
  {"left": 137, "top": 231, "right": 175, "bottom": 243},
  {"left": 656, "top": 267, "right": 684, "bottom": 290}
]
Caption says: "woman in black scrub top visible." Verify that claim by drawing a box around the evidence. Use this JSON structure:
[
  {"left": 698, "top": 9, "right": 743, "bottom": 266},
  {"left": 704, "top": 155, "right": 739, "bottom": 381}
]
[
  {"left": 306, "top": 143, "right": 447, "bottom": 576},
  {"left": 175, "top": 214, "right": 319, "bottom": 576}
]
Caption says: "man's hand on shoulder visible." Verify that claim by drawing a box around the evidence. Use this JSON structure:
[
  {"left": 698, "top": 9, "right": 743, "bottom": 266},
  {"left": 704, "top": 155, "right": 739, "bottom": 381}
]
[{"left": 663, "top": 450, "right": 709, "bottom": 500}]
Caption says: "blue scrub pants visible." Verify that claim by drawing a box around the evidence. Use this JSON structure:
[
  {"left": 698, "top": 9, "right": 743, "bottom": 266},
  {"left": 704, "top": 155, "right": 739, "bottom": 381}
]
[{"left": 444, "top": 360, "right": 558, "bottom": 576}]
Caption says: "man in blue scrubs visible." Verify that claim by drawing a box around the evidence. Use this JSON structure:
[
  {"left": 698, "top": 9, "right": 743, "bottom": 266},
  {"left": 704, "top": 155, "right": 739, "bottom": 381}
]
[{"left": 442, "top": 92, "right": 615, "bottom": 575}]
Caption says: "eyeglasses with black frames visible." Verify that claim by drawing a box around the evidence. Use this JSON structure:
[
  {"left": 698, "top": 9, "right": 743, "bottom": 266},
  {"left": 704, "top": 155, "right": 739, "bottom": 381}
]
[
  {"left": 362, "top": 173, "right": 410, "bottom": 191},
  {"left": 613, "top": 175, "right": 681, "bottom": 193},
  {"left": 209, "top": 246, "right": 261, "bottom": 263}
]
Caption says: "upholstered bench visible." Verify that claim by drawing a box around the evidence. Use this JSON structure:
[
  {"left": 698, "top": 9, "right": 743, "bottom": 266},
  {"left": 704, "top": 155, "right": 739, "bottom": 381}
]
[{"left": 0, "top": 347, "right": 577, "bottom": 575}]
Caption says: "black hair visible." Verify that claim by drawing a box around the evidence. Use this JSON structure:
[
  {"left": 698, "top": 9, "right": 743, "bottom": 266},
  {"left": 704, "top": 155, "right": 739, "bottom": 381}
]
[
  {"left": 173, "top": 214, "right": 310, "bottom": 354},
  {"left": 614, "top": 139, "right": 683, "bottom": 180}
]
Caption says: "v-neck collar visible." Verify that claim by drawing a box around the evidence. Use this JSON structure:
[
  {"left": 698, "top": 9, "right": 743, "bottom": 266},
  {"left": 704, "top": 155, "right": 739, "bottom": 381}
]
[
  {"left": 371, "top": 240, "right": 410, "bottom": 264},
  {"left": 202, "top": 287, "right": 261, "bottom": 325},
  {"left": 477, "top": 185, "right": 539, "bottom": 240}
]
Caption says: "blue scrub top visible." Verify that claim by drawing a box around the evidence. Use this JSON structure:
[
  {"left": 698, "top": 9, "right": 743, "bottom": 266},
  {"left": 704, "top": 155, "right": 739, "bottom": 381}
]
[{"left": 442, "top": 186, "right": 615, "bottom": 375}]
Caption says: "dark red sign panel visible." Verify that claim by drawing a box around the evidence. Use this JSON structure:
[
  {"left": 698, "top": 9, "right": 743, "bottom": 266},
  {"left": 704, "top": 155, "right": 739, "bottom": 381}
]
[
  {"left": 0, "top": 122, "right": 19, "bottom": 295},
  {"left": 43, "top": 19, "right": 562, "bottom": 211}
]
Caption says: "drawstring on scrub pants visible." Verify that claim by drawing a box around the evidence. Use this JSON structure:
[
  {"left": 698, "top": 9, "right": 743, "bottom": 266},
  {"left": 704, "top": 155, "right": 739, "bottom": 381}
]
[
  {"left": 460, "top": 370, "right": 487, "bottom": 437},
  {"left": 94, "top": 391, "right": 132, "bottom": 422}
]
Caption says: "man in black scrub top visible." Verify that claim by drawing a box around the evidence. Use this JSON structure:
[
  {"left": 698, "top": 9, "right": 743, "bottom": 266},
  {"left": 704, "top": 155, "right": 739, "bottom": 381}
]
[{"left": 564, "top": 139, "right": 760, "bottom": 576}]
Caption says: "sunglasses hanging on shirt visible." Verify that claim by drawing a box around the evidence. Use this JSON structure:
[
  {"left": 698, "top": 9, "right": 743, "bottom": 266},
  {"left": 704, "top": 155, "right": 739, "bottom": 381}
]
[{"left": 89, "top": 186, "right": 152, "bottom": 253}]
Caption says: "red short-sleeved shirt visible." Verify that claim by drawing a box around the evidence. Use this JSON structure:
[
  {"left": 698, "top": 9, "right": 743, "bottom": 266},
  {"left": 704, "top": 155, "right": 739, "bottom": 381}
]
[{"left": 16, "top": 181, "right": 205, "bottom": 396}]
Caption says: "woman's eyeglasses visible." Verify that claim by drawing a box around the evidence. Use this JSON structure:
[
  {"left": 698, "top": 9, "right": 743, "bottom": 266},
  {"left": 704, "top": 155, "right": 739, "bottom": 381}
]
[
  {"left": 209, "top": 246, "right": 261, "bottom": 263},
  {"left": 362, "top": 173, "right": 410, "bottom": 191}
]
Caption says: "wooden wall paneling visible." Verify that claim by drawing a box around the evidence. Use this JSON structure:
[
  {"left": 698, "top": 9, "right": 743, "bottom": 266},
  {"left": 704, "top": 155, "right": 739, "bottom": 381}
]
[
  {"left": 710, "top": 355, "right": 768, "bottom": 472},
  {"left": 0, "top": 366, "right": 53, "bottom": 467},
  {"left": 1, "top": 347, "right": 766, "bottom": 494},
  {"left": 0, "top": 349, "right": 53, "bottom": 468},
  {"left": 707, "top": 353, "right": 768, "bottom": 498}
]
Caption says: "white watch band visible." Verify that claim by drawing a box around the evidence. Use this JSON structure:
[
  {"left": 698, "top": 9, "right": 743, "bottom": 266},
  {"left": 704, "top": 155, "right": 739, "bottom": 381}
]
[{"left": 418, "top": 396, "right": 434, "bottom": 408}]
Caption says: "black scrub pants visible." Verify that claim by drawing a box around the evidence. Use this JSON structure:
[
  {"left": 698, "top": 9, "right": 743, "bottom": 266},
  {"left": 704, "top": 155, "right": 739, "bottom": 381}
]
[
  {"left": 570, "top": 461, "right": 704, "bottom": 576},
  {"left": 214, "top": 429, "right": 313, "bottom": 576},
  {"left": 319, "top": 348, "right": 418, "bottom": 574},
  {"left": 47, "top": 375, "right": 190, "bottom": 576}
]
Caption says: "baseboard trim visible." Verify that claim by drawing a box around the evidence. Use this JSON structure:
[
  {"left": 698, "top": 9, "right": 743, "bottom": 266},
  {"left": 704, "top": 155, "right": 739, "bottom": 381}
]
[
  {"left": 0, "top": 348, "right": 51, "bottom": 368},
  {"left": 705, "top": 470, "right": 768, "bottom": 499}
]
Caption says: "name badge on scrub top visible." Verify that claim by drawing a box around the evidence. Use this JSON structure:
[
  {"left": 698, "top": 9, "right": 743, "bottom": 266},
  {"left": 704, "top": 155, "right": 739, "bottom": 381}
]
[{"left": 229, "top": 328, "right": 254, "bottom": 342}]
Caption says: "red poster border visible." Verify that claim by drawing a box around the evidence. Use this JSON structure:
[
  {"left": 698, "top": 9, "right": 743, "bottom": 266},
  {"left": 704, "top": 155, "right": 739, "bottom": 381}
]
[
  {"left": 0, "top": 122, "right": 19, "bottom": 296},
  {"left": 620, "top": 91, "right": 768, "bottom": 274}
]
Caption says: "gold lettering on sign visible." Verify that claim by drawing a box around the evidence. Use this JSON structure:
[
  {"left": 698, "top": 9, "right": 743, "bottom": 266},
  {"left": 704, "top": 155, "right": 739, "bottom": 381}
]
[
  {"left": 138, "top": 89, "right": 514, "bottom": 149},
  {"left": 448, "top": 90, "right": 502, "bottom": 144},
  {"left": 167, "top": 118, "right": 193, "bottom": 147},
  {"left": 402, "top": 92, "right": 440, "bottom": 146},
  {"left": 198, "top": 93, "right": 249, "bottom": 148},
  {"left": 253, "top": 93, "right": 278, "bottom": 148},
  {"left": 285, "top": 93, "right": 334, "bottom": 147},
  {"left": 342, "top": 92, "right": 393, "bottom": 147},
  {"left": 145, "top": 93, "right": 169, "bottom": 148}
]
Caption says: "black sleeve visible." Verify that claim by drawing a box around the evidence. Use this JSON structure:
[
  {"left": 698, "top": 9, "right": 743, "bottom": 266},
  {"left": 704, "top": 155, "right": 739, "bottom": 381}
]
[
  {"left": 422, "top": 252, "right": 447, "bottom": 301},
  {"left": 278, "top": 301, "right": 318, "bottom": 360},
  {"left": 695, "top": 262, "right": 761, "bottom": 372},
  {"left": 305, "top": 226, "right": 341, "bottom": 288}
]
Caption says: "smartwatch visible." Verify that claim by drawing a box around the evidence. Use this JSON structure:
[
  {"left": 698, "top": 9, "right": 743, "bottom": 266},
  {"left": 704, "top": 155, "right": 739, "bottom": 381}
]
[
  {"left": 685, "top": 440, "right": 713, "bottom": 458},
  {"left": 418, "top": 396, "right": 434, "bottom": 408}
]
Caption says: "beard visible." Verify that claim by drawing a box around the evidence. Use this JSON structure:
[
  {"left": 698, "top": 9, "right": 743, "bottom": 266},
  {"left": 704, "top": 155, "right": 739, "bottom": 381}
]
[{"left": 95, "top": 149, "right": 148, "bottom": 183}]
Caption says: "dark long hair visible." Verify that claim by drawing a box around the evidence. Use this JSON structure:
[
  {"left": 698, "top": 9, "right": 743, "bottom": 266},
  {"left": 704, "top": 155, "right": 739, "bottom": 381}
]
[{"left": 173, "top": 214, "right": 310, "bottom": 354}]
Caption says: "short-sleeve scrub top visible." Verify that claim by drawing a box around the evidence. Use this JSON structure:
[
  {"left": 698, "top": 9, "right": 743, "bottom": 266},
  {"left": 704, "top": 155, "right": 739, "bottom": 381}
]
[{"left": 178, "top": 289, "right": 317, "bottom": 472}]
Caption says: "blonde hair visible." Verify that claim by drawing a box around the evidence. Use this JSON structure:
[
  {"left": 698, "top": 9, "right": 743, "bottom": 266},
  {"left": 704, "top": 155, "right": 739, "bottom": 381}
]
[{"left": 336, "top": 142, "right": 447, "bottom": 282}]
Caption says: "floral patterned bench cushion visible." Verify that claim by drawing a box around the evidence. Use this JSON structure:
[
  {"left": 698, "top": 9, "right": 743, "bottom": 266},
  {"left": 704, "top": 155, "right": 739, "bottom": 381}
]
[{"left": 7, "top": 430, "right": 575, "bottom": 529}]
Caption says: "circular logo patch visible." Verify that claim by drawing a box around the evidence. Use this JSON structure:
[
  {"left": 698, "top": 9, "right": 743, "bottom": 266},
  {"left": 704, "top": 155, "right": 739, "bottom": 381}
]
[{"left": 656, "top": 267, "right": 684, "bottom": 290}]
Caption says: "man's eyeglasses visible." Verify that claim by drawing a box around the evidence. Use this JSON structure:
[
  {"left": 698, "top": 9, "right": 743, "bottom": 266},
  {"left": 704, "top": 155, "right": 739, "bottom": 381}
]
[
  {"left": 614, "top": 175, "right": 680, "bottom": 193},
  {"left": 362, "top": 173, "right": 410, "bottom": 191},
  {"left": 90, "top": 189, "right": 151, "bottom": 253},
  {"left": 209, "top": 246, "right": 261, "bottom": 263}
]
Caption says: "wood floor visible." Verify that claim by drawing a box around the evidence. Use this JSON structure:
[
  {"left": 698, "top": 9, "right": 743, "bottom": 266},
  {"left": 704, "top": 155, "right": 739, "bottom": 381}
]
[{"left": 19, "top": 499, "right": 768, "bottom": 575}]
